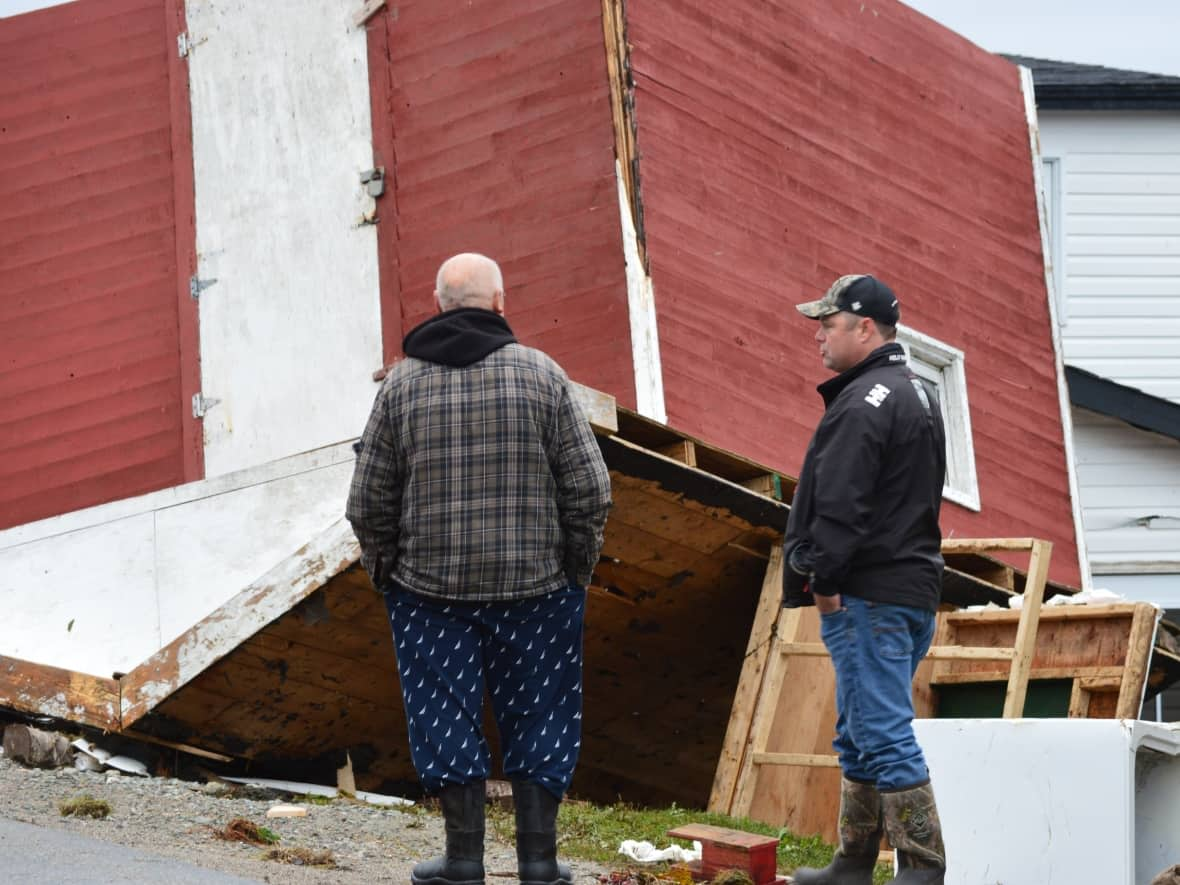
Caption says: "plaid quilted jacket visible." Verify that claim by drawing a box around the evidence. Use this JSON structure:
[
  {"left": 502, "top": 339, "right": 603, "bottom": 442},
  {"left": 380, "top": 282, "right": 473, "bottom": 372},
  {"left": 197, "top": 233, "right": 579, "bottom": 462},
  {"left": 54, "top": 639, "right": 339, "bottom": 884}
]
[{"left": 346, "top": 311, "right": 611, "bottom": 602}]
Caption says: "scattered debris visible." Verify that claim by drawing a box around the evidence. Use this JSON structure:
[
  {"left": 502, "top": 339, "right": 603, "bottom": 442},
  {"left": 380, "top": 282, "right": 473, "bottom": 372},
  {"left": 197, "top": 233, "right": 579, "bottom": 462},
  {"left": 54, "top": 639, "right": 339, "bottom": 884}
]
[
  {"left": 266, "top": 804, "right": 308, "bottom": 818},
  {"left": 214, "top": 817, "right": 280, "bottom": 845},
  {"left": 620, "top": 838, "right": 702, "bottom": 863},
  {"left": 263, "top": 846, "right": 337, "bottom": 867},
  {"left": 3, "top": 724, "right": 71, "bottom": 769},
  {"left": 598, "top": 872, "right": 668, "bottom": 885},
  {"left": 710, "top": 870, "right": 755, "bottom": 885},
  {"left": 59, "top": 794, "right": 112, "bottom": 819},
  {"left": 72, "top": 738, "right": 148, "bottom": 777},
  {"left": 216, "top": 773, "right": 414, "bottom": 807}
]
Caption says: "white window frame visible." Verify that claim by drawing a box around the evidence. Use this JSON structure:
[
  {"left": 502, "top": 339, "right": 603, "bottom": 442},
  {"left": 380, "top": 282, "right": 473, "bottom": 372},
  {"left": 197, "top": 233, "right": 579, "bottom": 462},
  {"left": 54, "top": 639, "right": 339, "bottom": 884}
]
[
  {"left": 1041, "top": 155, "right": 1066, "bottom": 325},
  {"left": 897, "top": 325, "right": 980, "bottom": 511}
]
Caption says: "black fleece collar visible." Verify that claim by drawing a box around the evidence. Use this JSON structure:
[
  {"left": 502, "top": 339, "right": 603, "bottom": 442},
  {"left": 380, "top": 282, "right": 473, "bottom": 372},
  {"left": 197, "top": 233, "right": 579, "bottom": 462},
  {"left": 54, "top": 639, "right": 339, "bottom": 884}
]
[
  {"left": 817, "top": 342, "right": 907, "bottom": 406},
  {"left": 402, "top": 308, "right": 518, "bottom": 367}
]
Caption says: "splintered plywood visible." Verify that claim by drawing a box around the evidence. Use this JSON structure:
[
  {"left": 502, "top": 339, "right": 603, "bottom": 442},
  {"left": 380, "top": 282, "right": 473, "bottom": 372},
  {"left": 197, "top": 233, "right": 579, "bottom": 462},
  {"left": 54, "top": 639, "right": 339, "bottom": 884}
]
[{"left": 0, "top": 656, "right": 120, "bottom": 732}]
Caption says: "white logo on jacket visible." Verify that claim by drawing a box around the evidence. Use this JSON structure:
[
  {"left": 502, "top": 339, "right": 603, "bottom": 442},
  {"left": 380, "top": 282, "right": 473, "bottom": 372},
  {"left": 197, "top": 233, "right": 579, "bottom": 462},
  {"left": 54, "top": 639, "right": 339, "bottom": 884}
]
[{"left": 864, "top": 383, "right": 891, "bottom": 408}]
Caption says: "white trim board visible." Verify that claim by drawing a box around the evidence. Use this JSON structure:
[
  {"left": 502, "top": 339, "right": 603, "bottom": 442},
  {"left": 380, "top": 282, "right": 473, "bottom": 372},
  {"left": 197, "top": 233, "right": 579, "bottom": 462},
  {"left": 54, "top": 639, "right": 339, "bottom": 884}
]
[
  {"left": 1020, "top": 64, "right": 1093, "bottom": 590},
  {"left": 616, "top": 160, "right": 666, "bottom": 423}
]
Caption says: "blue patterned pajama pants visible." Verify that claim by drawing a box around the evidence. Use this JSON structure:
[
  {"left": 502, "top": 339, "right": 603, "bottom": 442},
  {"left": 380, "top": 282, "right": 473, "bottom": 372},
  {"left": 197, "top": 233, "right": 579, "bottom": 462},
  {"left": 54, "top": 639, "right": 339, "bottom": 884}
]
[{"left": 384, "top": 582, "right": 585, "bottom": 798}]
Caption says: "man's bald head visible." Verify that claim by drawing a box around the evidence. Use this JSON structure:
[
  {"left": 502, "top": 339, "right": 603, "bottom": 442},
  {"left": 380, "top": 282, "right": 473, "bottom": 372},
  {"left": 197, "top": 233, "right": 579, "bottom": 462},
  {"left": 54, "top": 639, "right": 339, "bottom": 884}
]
[{"left": 434, "top": 253, "right": 505, "bottom": 314}]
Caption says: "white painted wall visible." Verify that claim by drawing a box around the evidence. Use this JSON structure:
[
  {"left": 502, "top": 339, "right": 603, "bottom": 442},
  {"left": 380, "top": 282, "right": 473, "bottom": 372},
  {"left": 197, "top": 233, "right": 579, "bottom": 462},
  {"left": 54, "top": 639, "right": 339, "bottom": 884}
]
[
  {"left": 1040, "top": 111, "right": 1180, "bottom": 404},
  {"left": 186, "top": 0, "right": 383, "bottom": 476},
  {"left": 0, "top": 443, "right": 356, "bottom": 678},
  {"left": 917, "top": 718, "right": 1180, "bottom": 885},
  {"left": 1073, "top": 408, "right": 1180, "bottom": 572}
]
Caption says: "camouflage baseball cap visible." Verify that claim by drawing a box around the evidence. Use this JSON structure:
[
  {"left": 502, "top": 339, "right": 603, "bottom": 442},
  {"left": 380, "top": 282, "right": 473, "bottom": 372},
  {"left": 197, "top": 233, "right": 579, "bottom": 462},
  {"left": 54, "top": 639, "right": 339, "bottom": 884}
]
[{"left": 796, "top": 274, "right": 900, "bottom": 324}]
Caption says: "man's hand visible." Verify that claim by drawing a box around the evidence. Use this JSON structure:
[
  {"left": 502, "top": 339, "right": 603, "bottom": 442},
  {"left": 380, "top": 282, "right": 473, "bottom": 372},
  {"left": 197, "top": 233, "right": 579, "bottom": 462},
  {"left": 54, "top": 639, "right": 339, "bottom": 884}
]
[{"left": 814, "top": 592, "right": 842, "bottom": 614}]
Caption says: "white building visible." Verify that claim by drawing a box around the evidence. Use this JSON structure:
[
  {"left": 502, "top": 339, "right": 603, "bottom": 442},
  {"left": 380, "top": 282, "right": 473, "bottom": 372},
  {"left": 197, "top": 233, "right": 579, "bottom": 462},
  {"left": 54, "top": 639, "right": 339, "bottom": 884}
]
[{"left": 1017, "top": 55, "right": 1180, "bottom": 717}]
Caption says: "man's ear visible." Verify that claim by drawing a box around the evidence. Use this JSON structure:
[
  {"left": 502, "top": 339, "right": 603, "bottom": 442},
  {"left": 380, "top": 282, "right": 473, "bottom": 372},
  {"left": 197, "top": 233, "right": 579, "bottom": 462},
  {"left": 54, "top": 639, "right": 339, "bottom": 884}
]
[
  {"left": 491, "top": 290, "right": 505, "bottom": 316},
  {"left": 433, "top": 290, "right": 443, "bottom": 314}
]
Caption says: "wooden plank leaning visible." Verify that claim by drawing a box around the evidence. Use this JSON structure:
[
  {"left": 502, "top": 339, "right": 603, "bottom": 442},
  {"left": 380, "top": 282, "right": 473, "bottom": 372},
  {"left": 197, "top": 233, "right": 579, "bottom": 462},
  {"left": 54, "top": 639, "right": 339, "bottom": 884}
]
[
  {"left": 708, "top": 546, "right": 784, "bottom": 814},
  {"left": 1001, "top": 538, "right": 1052, "bottom": 717}
]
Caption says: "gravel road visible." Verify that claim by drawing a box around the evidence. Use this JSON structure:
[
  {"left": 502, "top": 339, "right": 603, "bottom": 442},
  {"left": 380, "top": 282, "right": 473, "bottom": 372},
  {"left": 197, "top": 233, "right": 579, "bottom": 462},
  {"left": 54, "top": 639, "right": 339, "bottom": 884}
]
[{"left": 0, "top": 753, "right": 616, "bottom": 884}]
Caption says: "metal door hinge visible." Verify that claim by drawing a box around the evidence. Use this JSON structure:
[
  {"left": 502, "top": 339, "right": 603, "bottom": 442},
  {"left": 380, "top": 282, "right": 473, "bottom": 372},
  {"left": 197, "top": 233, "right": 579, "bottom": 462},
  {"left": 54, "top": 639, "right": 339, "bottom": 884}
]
[
  {"left": 360, "top": 167, "right": 385, "bottom": 198},
  {"left": 192, "top": 393, "right": 221, "bottom": 419},
  {"left": 190, "top": 276, "right": 217, "bottom": 300},
  {"left": 178, "top": 33, "right": 191, "bottom": 58}
]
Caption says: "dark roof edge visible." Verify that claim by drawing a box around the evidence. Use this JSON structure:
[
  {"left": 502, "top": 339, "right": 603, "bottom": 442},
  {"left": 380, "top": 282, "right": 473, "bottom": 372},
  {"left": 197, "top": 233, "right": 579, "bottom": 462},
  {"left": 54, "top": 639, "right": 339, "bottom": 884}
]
[
  {"left": 1066, "top": 366, "right": 1180, "bottom": 441},
  {"left": 1004, "top": 54, "right": 1180, "bottom": 110},
  {"left": 1034, "top": 89, "right": 1180, "bottom": 111}
]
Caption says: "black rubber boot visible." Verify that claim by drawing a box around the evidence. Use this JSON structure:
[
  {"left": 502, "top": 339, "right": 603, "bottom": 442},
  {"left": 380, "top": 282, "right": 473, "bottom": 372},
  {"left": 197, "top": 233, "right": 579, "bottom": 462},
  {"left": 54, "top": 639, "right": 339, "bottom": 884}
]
[
  {"left": 411, "top": 780, "right": 486, "bottom": 885},
  {"left": 790, "top": 777, "right": 881, "bottom": 885},
  {"left": 513, "top": 780, "right": 572, "bottom": 885},
  {"left": 881, "top": 781, "right": 945, "bottom": 885}
]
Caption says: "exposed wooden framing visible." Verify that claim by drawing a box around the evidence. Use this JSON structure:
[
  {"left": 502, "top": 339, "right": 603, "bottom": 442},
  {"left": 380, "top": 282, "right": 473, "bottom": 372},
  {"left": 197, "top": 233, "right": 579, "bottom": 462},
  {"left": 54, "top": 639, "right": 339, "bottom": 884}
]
[
  {"left": 1002, "top": 539, "right": 1052, "bottom": 717},
  {"left": 934, "top": 665, "right": 1125, "bottom": 686},
  {"left": 1079, "top": 676, "right": 1123, "bottom": 691},
  {"left": 1116, "top": 603, "right": 1159, "bottom": 718},
  {"left": 708, "top": 548, "right": 783, "bottom": 813},
  {"left": 123, "top": 729, "right": 235, "bottom": 763},
  {"left": 727, "top": 542, "right": 771, "bottom": 561},
  {"left": 941, "top": 538, "right": 1036, "bottom": 553},
  {"left": 728, "top": 606, "right": 800, "bottom": 817},
  {"left": 751, "top": 752, "right": 840, "bottom": 768},
  {"left": 658, "top": 439, "right": 697, "bottom": 467},
  {"left": 587, "top": 583, "right": 639, "bottom": 606},
  {"left": 740, "top": 474, "right": 783, "bottom": 500},
  {"left": 945, "top": 603, "right": 1143, "bottom": 624},
  {"left": 0, "top": 656, "right": 120, "bottom": 732},
  {"left": 780, "top": 642, "right": 1016, "bottom": 662},
  {"left": 722, "top": 538, "right": 1069, "bottom": 839},
  {"left": 570, "top": 381, "right": 618, "bottom": 435},
  {"left": 614, "top": 408, "right": 800, "bottom": 503}
]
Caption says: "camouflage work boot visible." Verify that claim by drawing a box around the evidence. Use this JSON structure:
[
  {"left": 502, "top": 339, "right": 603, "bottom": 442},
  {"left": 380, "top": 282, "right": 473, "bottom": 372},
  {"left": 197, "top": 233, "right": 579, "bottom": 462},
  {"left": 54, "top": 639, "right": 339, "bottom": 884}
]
[
  {"left": 881, "top": 781, "right": 945, "bottom": 884},
  {"left": 790, "top": 777, "right": 881, "bottom": 885}
]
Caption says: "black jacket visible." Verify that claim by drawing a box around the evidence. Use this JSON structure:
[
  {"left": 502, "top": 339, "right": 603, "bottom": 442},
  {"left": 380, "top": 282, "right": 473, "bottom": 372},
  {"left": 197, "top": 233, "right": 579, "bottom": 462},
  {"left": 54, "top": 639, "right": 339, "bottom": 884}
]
[{"left": 784, "top": 342, "right": 946, "bottom": 611}]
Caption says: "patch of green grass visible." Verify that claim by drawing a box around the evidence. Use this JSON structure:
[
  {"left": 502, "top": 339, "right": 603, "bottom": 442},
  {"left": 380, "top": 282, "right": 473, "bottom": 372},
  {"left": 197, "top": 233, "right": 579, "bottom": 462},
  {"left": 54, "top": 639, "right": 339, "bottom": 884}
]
[
  {"left": 59, "top": 795, "right": 112, "bottom": 819},
  {"left": 295, "top": 793, "right": 336, "bottom": 806},
  {"left": 488, "top": 800, "right": 891, "bottom": 883}
]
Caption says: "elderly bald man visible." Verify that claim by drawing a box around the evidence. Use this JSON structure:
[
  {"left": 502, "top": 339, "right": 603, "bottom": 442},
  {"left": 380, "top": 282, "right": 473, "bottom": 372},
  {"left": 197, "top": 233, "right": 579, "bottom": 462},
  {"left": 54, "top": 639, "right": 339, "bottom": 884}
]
[{"left": 347, "top": 253, "right": 612, "bottom": 885}]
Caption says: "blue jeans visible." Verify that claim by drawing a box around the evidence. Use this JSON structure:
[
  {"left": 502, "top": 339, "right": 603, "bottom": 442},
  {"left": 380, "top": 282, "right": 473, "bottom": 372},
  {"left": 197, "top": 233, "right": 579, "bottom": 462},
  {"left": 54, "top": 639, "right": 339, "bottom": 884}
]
[
  {"left": 385, "top": 583, "right": 585, "bottom": 797},
  {"left": 819, "top": 595, "right": 936, "bottom": 789}
]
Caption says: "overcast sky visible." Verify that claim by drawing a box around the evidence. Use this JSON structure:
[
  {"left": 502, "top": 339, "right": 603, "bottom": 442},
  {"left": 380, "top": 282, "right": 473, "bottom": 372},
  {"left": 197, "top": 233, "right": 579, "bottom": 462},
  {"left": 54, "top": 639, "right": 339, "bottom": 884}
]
[
  {"left": 902, "top": 0, "right": 1180, "bottom": 78},
  {"left": 2, "top": 0, "right": 1178, "bottom": 79}
]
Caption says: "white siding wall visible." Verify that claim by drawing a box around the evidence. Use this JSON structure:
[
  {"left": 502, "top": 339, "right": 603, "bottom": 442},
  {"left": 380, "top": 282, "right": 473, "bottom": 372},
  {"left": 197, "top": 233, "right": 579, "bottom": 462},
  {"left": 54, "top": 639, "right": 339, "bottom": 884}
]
[
  {"left": 187, "top": 0, "right": 383, "bottom": 476},
  {"left": 1072, "top": 407, "right": 1180, "bottom": 571},
  {"left": 1040, "top": 111, "right": 1180, "bottom": 403}
]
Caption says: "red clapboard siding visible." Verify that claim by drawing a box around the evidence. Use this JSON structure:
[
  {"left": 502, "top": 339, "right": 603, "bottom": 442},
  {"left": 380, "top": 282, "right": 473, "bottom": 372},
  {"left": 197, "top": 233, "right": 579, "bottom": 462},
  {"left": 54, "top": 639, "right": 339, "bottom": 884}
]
[
  {"left": 364, "top": 0, "right": 633, "bottom": 403},
  {"left": 0, "top": 0, "right": 200, "bottom": 530},
  {"left": 625, "top": 0, "right": 1081, "bottom": 584}
]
